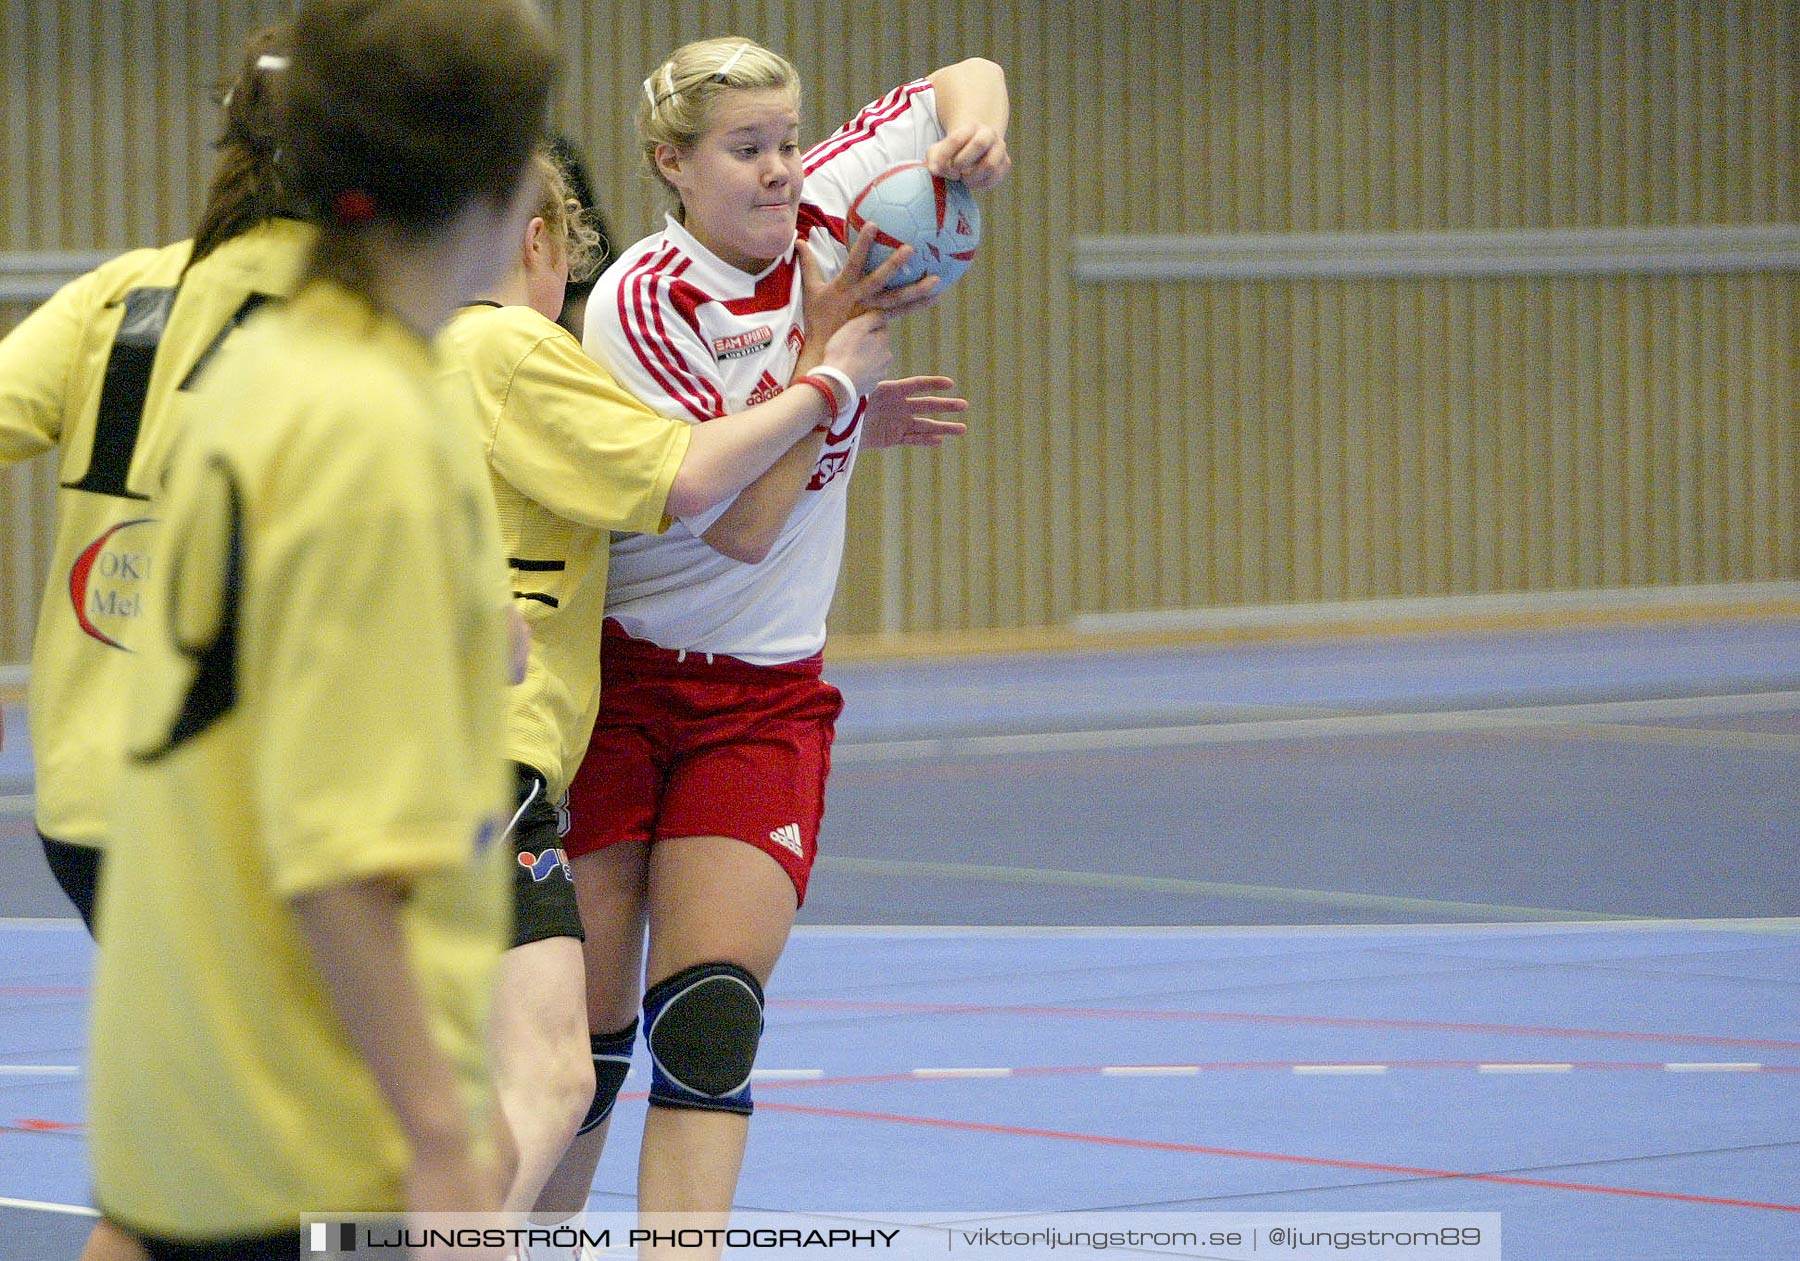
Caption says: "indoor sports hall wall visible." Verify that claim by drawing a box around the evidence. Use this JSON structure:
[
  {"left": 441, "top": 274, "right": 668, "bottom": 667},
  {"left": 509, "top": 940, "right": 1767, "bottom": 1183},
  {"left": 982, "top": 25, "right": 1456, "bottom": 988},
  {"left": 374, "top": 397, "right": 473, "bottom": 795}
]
[{"left": 2, "top": 1, "right": 1796, "bottom": 660}]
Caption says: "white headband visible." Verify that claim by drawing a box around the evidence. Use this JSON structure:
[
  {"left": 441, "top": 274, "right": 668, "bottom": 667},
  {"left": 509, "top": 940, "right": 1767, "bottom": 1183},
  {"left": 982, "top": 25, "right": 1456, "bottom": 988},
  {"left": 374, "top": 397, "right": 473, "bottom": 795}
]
[
  {"left": 225, "top": 52, "right": 289, "bottom": 105},
  {"left": 713, "top": 43, "right": 750, "bottom": 80},
  {"left": 642, "top": 43, "right": 753, "bottom": 114},
  {"left": 643, "top": 62, "right": 677, "bottom": 113}
]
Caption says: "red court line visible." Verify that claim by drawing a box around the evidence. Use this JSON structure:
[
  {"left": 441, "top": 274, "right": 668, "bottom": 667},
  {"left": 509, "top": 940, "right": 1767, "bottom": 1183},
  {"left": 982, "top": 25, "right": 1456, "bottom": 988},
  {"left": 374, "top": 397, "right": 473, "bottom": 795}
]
[
  {"left": 773, "top": 998, "right": 1800, "bottom": 1050},
  {"left": 1, "top": 1119, "right": 81, "bottom": 1134},
  {"left": 15, "top": 1098, "right": 1797, "bottom": 1213},
  {"left": 755, "top": 1101, "right": 1800, "bottom": 1214}
]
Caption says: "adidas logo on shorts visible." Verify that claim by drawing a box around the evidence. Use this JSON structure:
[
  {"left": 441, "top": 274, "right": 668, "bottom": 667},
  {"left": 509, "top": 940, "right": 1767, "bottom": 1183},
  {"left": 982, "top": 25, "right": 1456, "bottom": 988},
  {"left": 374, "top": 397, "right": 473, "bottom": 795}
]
[{"left": 768, "top": 823, "right": 804, "bottom": 858}]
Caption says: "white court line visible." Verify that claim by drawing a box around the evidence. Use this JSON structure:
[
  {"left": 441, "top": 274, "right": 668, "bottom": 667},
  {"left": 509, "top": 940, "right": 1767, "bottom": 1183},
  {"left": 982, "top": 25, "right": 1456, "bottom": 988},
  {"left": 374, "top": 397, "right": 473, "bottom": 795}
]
[
  {"left": 742, "top": 1062, "right": 1783, "bottom": 1078},
  {"left": 913, "top": 1067, "right": 1013, "bottom": 1078},
  {"left": 0, "top": 795, "right": 33, "bottom": 818},
  {"left": 0, "top": 1195, "right": 96, "bottom": 1217},
  {"left": 0, "top": 1066, "right": 78, "bottom": 1076},
  {"left": 1100, "top": 1065, "right": 1202, "bottom": 1076},
  {"left": 4, "top": 1062, "right": 1774, "bottom": 1089},
  {"left": 832, "top": 689, "right": 1800, "bottom": 764}
]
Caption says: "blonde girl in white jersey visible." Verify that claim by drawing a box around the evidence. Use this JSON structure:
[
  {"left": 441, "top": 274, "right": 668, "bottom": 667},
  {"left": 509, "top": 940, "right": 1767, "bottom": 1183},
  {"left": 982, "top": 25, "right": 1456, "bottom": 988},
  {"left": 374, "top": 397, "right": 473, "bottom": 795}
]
[
  {"left": 558, "top": 36, "right": 1009, "bottom": 1250},
  {"left": 442, "top": 147, "right": 922, "bottom": 1219}
]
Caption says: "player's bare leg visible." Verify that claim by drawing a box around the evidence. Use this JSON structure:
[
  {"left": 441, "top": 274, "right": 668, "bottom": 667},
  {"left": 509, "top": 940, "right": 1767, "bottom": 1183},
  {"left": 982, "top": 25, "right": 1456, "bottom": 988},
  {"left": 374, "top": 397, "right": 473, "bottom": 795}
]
[
  {"left": 79, "top": 1219, "right": 147, "bottom": 1261},
  {"left": 492, "top": 934, "right": 594, "bottom": 1213},
  {"left": 636, "top": 836, "right": 797, "bottom": 1260}
]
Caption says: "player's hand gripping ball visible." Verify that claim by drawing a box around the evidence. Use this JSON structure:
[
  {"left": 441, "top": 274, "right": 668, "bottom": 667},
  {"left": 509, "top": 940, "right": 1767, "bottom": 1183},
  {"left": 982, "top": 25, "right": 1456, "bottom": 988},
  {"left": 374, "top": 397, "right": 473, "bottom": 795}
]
[{"left": 847, "top": 161, "right": 982, "bottom": 290}]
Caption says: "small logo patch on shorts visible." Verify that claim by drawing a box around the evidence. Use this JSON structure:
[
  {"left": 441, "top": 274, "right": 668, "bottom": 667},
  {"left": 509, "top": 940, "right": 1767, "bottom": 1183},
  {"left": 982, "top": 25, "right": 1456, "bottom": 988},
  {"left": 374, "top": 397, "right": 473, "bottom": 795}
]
[
  {"left": 518, "top": 847, "right": 574, "bottom": 883},
  {"left": 767, "top": 823, "right": 804, "bottom": 858}
]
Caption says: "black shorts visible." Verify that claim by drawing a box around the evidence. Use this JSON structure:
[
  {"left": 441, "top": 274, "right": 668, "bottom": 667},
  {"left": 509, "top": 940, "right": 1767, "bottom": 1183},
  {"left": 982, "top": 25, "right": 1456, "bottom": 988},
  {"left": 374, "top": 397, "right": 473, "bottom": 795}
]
[
  {"left": 40, "top": 832, "right": 102, "bottom": 938},
  {"left": 117, "top": 1221, "right": 399, "bottom": 1259},
  {"left": 117, "top": 1222, "right": 304, "bottom": 1261},
  {"left": 508, "top": 763, "right": 583, "bottom": 948}
]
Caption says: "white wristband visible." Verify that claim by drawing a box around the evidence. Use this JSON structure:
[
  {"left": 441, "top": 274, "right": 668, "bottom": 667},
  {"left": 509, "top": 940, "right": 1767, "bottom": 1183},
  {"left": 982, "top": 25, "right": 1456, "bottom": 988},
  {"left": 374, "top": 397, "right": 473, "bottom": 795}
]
[{"left": 811, "top": 365, "right": 857, "bottom": 413}]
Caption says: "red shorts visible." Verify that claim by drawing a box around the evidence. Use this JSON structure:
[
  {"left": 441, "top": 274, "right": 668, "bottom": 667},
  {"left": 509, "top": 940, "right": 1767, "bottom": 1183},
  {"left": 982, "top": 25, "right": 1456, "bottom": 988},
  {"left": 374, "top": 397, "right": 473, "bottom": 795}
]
[{"left": 563, "top": 622, "right": 842, "bottom": 905}]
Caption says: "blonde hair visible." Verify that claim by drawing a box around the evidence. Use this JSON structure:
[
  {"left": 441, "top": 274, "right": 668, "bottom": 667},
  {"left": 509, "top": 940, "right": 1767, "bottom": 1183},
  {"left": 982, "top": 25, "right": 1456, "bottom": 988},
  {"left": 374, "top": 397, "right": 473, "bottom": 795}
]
[
  {"left": 530, "top": 150, "right": 603, "bottom": 283},
  {"left": 637, "top": 37, "right": 800, "bottom": 214}
]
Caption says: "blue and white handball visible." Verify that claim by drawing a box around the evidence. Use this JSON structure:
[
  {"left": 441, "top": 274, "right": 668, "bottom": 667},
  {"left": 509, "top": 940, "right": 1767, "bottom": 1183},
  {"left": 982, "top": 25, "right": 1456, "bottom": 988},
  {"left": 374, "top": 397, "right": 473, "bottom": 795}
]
[{"left": 846, "top": 161, "right": 982, "bottom": 290}]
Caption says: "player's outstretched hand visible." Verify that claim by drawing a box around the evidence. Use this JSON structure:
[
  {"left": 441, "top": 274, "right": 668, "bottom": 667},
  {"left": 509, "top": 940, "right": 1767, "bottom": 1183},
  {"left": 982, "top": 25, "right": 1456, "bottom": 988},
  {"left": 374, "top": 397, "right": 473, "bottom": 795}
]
[
  {"left": 802, "top": 228, "right": 939, "bottom": 344},
  {"left": 927, "top": 123, "right": 1011, "bottom": 192},
  {"left": 861, "top": 376, "right": 970, "bottom": 449}
]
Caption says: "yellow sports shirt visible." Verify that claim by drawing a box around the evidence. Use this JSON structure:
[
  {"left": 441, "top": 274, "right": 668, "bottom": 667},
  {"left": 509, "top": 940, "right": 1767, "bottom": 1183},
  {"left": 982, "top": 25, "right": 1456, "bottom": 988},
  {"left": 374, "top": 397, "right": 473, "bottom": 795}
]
[
  {"left": 440, "top": 302, "right": 688, "bottom": 796},
  {"left": 89, "top": 280, "right": 512, "bottom": 1238},
  {"left": 0, "top": 217, "right": 313, "bottom": 848}
]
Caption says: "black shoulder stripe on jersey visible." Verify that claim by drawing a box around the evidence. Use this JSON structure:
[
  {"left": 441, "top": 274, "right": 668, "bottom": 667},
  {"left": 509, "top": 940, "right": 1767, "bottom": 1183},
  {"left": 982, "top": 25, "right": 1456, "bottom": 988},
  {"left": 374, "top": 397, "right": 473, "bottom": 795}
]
[
  {"left": 61, "top": 286, "right": 181, "bottom": 501},
  {"left": 179, "top": 291, "right": 282, "bottom": 393},
  {"left": 514, "top": 591, "right": 560, "bottom": 609},
  {"left": 508, "top": 558, "right": 566, "bottom": 572},
  {"left": 135, "top": 457, "right": 244, "bottom": 762}
]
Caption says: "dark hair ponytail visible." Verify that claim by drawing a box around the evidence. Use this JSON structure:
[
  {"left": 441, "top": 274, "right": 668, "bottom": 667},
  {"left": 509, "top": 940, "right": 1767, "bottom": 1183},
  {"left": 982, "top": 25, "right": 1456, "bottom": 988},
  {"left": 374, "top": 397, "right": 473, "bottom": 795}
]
[
  {"left": 280, "top": 0, "right": 554, "bottom": 305},
  {"left": 187, "top": 23, "right": 297, "bottom": 269},
  {"left": 282, "top": 0, "right": 558, "bottom": 305}
]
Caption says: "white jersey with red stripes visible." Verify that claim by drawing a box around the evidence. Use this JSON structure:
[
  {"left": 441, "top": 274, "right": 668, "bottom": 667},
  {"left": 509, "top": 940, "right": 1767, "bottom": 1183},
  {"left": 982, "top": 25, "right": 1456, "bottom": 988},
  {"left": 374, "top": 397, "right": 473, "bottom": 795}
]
[{"left": 583, "top": 79, "right": 943, "bottom": 665}]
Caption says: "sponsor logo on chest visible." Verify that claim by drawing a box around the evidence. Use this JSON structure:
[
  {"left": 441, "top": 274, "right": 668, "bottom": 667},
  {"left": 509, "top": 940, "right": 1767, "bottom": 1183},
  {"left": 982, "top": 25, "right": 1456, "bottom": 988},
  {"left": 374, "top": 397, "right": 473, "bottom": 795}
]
[
  {"left": 69, "top": 516, "right": 158, "bottom": 650},
  {"left": 712, "top": 325, "right": 774, "bottom": 361}
]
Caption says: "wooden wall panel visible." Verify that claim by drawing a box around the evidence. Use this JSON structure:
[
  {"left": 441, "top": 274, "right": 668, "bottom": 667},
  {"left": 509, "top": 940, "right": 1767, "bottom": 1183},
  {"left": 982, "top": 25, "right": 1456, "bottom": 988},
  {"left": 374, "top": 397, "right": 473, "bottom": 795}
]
[{"left": 3, "top": 0, "right": 1797, "bottom": 662}]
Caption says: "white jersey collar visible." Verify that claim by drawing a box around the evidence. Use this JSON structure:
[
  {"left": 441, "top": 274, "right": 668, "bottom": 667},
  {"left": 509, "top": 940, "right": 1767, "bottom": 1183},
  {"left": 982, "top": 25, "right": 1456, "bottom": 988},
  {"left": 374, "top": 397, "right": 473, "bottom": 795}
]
[{"left": 660, "top": 214, "right": 799, "bottom": 296}]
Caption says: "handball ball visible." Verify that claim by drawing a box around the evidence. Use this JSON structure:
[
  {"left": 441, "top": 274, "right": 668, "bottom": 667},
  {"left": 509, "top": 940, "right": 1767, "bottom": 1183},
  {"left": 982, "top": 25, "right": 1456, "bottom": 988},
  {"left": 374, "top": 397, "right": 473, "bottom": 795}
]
[{"left": 846, "top": 161, "right": 981, "bottom": 289}]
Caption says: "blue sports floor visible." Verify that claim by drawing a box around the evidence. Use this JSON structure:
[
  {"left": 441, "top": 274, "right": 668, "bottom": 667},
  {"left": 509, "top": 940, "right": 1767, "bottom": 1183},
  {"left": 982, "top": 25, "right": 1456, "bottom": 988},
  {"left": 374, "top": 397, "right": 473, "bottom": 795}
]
[{"left": 2, "top": 618, "right": 1797, "bottom": 1259}]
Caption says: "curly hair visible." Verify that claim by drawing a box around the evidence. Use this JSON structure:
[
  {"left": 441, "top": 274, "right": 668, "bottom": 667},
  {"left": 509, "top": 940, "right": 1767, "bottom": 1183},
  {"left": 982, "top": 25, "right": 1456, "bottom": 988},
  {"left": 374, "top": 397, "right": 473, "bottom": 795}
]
[{"left": 531, "top": 150, "right": 603, "bottom": 284}]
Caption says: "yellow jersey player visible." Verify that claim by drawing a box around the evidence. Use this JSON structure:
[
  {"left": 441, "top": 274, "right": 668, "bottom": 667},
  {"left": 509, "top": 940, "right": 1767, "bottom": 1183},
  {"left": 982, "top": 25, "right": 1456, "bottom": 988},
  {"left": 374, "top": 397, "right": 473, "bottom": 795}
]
[
  {"left": 86, "top": 0, "right": 557, "bottom": 1252},
  {"left": 0, "top": 25, "right": 309, "bottom": 934}
]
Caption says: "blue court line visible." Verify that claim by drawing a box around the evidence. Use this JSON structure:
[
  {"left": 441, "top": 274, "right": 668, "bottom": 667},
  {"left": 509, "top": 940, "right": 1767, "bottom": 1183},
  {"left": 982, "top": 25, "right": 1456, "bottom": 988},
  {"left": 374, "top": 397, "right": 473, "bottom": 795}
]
[
  {"left": 831, "top": 689, "right": 1800, "bottom": 762},
  {"left": 814, "top": 856, "right": 1634, "bottom": 922}
]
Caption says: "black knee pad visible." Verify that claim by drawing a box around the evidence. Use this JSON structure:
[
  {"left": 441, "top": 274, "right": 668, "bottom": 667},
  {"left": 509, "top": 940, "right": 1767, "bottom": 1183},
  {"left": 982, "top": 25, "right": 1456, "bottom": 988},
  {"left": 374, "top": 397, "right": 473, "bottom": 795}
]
[
  {"left": 642, "top": 962, "right": 765, "bottom": 1116},
  {"left": 577, "top": 1020, "right": 637, "bottom": 1135}
]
